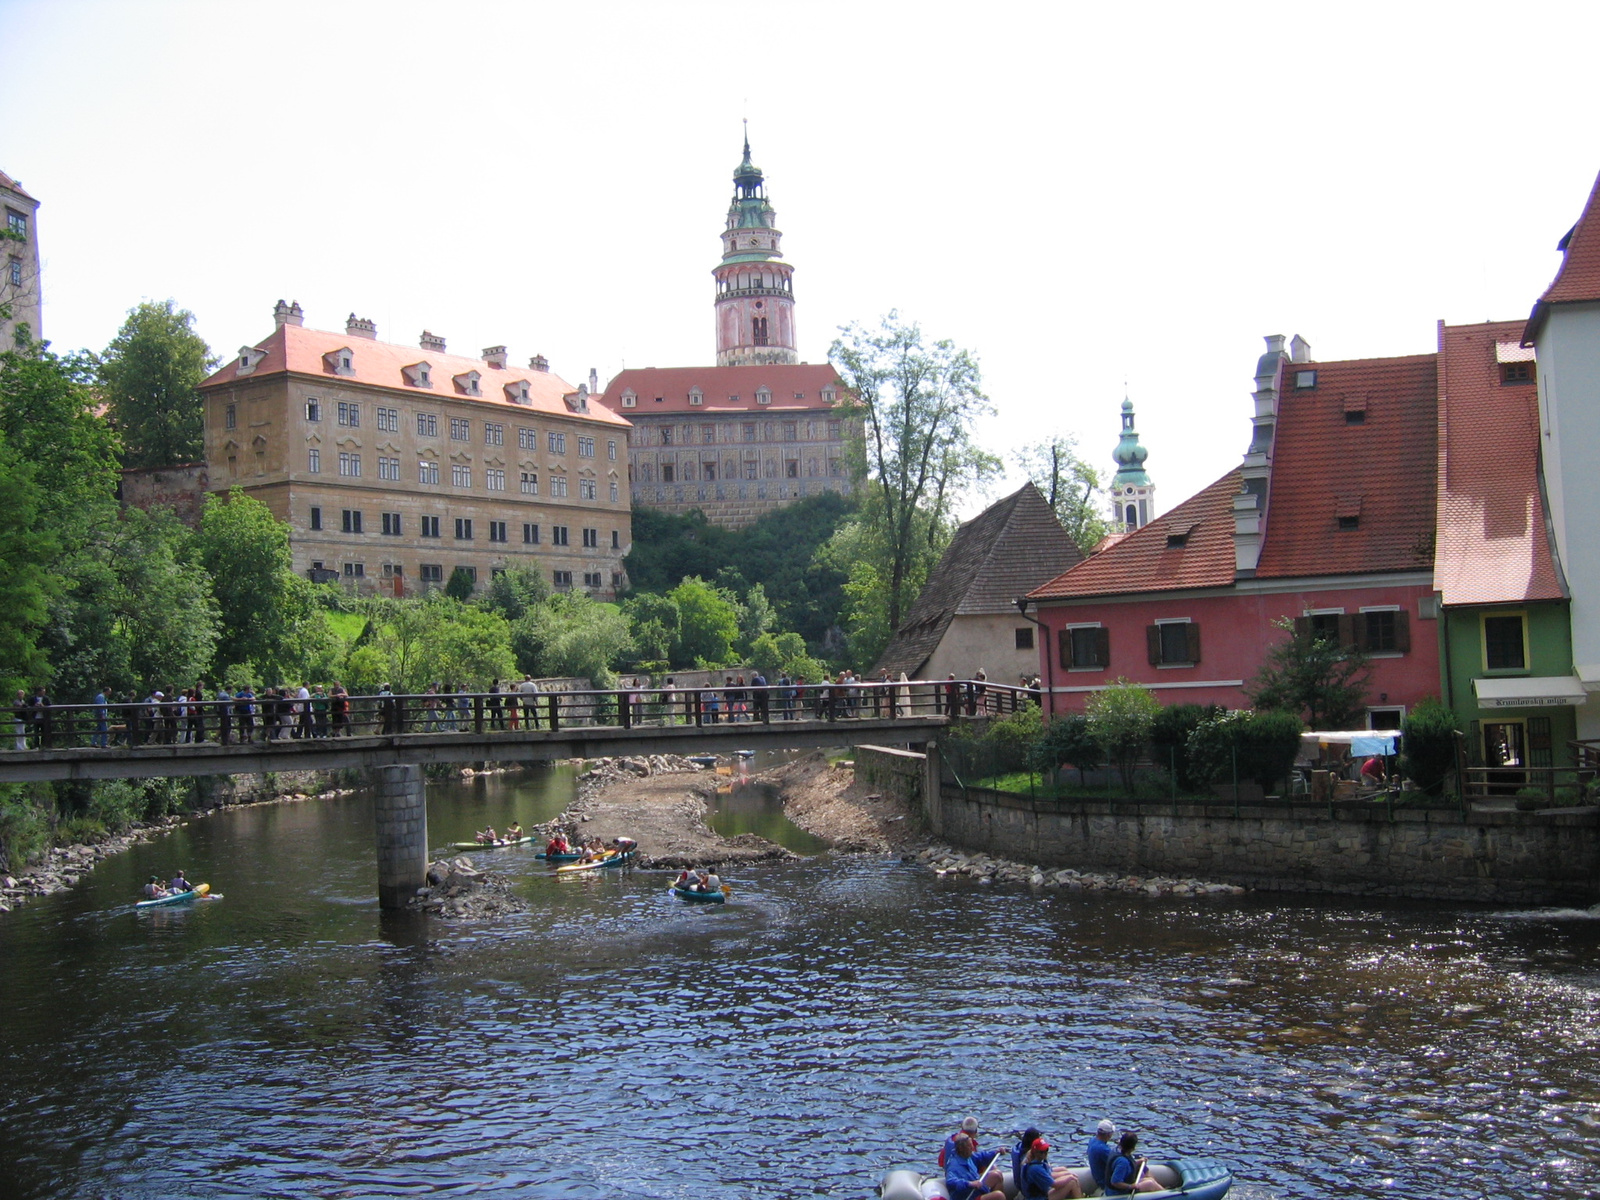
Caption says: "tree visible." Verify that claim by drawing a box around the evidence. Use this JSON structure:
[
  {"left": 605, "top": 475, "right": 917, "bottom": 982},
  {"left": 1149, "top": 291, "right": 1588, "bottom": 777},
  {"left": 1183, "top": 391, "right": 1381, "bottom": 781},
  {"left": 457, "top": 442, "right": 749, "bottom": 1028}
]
[
  {"left": 413, "top": 601, "right": 517, "bottom": 687},
  {"left": 1186, "top": 709, "right": 1304, "bottom": 793},
  {"left": 1399, "top": 698, "right": 1461, "bottom": 796},
  {"left": 666, "top": 576, "right": 741, "bottom": 668},
  {"left": 831, "top": 311, "right": 1000, "bottom": 634},
  {"left": 1248, "top": 617, "right": 1371, "bottom": 729},
  {"left": 0, "top": 442, "right": 56, "bottom": 691},
  {"left": 737, "top": 582, "right": 777, "bottom": 654},
  {"left": 516, "top": 594, "right": 633, "bottom": 684},
  {"left": 748, "top": 630, "right": 826, "bottom": 681},
  {"left": 98, "top": 300, "right": 215, "bottom": 468},
  {"left": 1086, "top": 679, "right": 1161, "bottom": 793},
  {"left": 479, "top": 565, "right": 549, "bottom": 623},
  {"left": 622, "top": 592, "right": 681, "bottom": 667},
  {"left": 106, "top": 507, "right": 219, "bottom": 691},
  {"left": 445, "top": 566, "right": 477, "bottom": 602},
  {"left": 1149, "top": 703, "right": 1225, "bottom": 792},
  {"left": 194, "top": 489, "right": 300, "bottom": 678},
  {"left": 1031, "top": 713, "right": 1104, "bottom": 786},
  {"left": 1013, "top": 434, "right": 1111, "bottom": 555}
]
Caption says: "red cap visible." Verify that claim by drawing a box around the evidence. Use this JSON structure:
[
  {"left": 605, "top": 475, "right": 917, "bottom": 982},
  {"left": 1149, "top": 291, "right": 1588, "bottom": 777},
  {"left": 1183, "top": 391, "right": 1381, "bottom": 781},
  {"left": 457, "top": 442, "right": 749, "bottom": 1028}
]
[{"left": 1032, "top": 1139, "right": 1050, "bottom": 1153}]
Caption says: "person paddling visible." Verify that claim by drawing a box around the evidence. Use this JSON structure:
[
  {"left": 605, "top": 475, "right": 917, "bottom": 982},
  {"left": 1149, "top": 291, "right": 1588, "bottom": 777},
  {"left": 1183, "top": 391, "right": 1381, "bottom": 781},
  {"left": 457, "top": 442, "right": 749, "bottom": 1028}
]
[
  {"left": 142, "top": 875, "right": 169, "bottom": 901},
  {"left": 168, "top": 869, "right": 194, "bottom": 894},
  {"left": 504, "top": 821, "right": 524, "bottom": 841}
]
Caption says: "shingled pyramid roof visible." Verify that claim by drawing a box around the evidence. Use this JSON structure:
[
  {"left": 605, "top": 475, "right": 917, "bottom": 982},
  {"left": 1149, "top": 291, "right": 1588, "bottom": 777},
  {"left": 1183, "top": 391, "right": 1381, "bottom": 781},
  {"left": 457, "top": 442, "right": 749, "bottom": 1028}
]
[
  {"left": 1525, "top": 166, "right": 1600, "bottom": 343},
  {"left": 874, "top": 483, "right": 1082, "bottom": 678}
]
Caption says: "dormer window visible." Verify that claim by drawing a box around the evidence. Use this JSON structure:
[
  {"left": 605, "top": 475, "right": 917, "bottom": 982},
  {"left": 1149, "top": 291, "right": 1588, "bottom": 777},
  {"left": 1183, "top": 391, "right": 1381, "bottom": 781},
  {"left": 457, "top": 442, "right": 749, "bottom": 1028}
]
[
  {"left": 1336, "top": 496, "right": 1362, "bottom": 531},
  {"left": 453, "top": 370, "right": 481, "bottom": 397},
  {"left": 821, "top": 387, "right": 836, "bottom": 404},
  {"left": 688, "top": 388, "right": 703, "bottom": 406},
  {"left": 403, "top": 362, "right": 433, "bottom": 389},
  {"left": 755, "top": 387, "right": 772, "bottom": 406},
  {"left": 1343, "top": 394, "right": 1368, "bottom": 425},
  {"left": 323, "top": 347, "right": 355, "bottom": 376},
  {"left": 1501, "top": 362, "right": 1534, "bottom": 385},
  {"left": 1495, "top": 340, "right": 1535, "bottom": 385},
  {"left": 1295, "top": 370, "right": 1318, "bottom": 389},
  {"left": 621, "top": 389, "right": 637, "bottom": 408},
  {"left": 237, "top": 346, "right": 266, "bottom": 376},
  {"left": 564, "top": 387, "right": 589, "bottom": 413},
  {"left": 505, "top": 379, "right": 531, "bottom": 405},
  {"left": 1166, "top": 533, "right": 1188, "bottom": 548}
]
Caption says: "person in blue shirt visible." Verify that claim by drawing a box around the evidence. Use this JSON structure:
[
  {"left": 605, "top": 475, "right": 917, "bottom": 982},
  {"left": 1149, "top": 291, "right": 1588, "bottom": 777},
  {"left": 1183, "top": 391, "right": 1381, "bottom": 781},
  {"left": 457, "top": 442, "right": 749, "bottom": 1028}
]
[
  {"left": 944, "top": 1133, "right": 1004, "bottom": 1200},
  {"left": 1108, "top": 1132, "right": 1161, "bottom": 1194},
  {"left": 1016, "top": 1137, "right": 1083, "bottom": 1200},
  {"left": 1010, "top": 1126, "right": 1042, "bottom": 1182},
  {"left": 1086, "top": 1119, "right": 1117, "bottom": 1191},
  {"left": 941, "top": 1116, "right": 981, "bottom": 1169}
]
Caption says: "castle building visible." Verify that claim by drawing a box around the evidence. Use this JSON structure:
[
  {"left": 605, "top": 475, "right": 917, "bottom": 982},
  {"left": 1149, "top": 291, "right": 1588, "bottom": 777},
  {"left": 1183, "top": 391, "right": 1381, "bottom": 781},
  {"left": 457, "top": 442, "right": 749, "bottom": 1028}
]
[
  {"left": 1110, "top": 397, "right": 1155, "bottom": 532},
  {"left": 598, "top": 134, "right": 854, "bottom": 529},
  {"left": 197, "top": 304, "right": 632, "bottom": 597},
  {"left": 1, "top": 168, "right": 42, "bottom": 348}
]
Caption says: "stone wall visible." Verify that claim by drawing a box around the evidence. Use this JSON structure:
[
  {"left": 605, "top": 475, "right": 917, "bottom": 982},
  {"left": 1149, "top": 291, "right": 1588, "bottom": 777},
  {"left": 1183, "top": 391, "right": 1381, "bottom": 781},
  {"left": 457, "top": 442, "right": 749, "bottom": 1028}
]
[
  {"left": 854, "top": 745, "right": 930, "bottom": 810},
  {"left": 929, "top": 781, "right": 1599, "bottom": 903}
]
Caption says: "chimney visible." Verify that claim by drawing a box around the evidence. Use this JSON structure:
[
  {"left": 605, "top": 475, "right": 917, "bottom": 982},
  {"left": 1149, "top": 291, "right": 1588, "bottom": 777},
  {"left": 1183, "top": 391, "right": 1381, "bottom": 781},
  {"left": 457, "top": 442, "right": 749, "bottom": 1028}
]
[
  {"left": 289, "top": 301, "right": 303, "bottom": 325},
  {"left": 529, "top": 354, "right": 549, "bottom": 372},
  {"left": 483, "top": 345, "right": 509, "bottom": 370},
  {"left": 1289, "top": 334, "right": 1312, "bottom": 364},
  {"left": 420, "top": 331, "right": 447, "bottom": 354},
  {"left": 346, "top": 313, "right": 377, "bottom": 340},
  {"left": 272, "top": 299, "right": 306, "bottom": 328},
  {"left": 588, "top": 367, "right": 599, "bottom": 394}
]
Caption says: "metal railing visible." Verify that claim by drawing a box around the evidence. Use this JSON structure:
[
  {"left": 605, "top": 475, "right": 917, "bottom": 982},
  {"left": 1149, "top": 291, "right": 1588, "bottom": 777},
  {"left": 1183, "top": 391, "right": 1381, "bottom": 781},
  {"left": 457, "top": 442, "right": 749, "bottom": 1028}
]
[
  {"left": 1462, "top": 763, "right": 1596, "bottom": 807},
  {"left": 1, "top": 680, "right": 1038, "bottom": 753}
]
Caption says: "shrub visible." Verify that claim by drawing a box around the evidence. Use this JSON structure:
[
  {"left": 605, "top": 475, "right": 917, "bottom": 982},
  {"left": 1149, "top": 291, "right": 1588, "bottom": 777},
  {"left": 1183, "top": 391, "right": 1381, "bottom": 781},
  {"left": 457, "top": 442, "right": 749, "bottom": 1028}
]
[
  {"left": 1031, "top": 713, "right": 1103, "bottom": 784},
  {"left": 1399, "top": 698, "right": 1460, "bottom": 796},
  {"left": 1187, "top": 709, "right": 1304, "bottom": 792},
  {"left": 1150, "top": 703, "right": 1224, "bottom": 791},
  {"left": 1086, "top": 680, "right": 1161, "bottom": 793}
]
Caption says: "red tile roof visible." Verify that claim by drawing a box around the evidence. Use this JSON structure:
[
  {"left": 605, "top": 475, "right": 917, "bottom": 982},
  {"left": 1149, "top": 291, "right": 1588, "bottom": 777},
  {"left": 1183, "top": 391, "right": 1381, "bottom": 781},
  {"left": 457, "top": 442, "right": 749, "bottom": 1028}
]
[
  {"left": 0, "top": 169, "right": 35, "bottom": 200},
  {"left": 198, "top": 323, "right": 630, "bottom": 427},
  {"left": 1433, "top": 319, "right": 1565, "bottom": 606},
  {"left": 1254, "top": 352, "right": 1437, "bottom": 579},
  {"left": 1525, "top": 167, "right": 1600, "bottom": 343},
  {"left": 1028, "top": 471, "right": 1241, "bottom": 600},
  {"left": 599, "top": 363, "right": 845, "bottom": 415}
]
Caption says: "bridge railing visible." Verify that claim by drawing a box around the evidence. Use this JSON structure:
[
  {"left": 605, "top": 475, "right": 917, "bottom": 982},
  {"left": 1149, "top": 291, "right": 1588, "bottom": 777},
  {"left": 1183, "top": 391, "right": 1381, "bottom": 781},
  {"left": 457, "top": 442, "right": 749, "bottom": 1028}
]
[{"left": 3, "top": 680, "right": 1039, "bottom": 752}]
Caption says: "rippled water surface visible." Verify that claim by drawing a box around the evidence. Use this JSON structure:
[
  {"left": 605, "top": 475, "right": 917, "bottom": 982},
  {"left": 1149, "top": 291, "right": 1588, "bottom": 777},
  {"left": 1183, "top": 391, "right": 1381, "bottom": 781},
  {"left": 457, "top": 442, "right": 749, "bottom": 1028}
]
[{"left": 1, "top": 768, "right": 1598, "bottom": 1199}]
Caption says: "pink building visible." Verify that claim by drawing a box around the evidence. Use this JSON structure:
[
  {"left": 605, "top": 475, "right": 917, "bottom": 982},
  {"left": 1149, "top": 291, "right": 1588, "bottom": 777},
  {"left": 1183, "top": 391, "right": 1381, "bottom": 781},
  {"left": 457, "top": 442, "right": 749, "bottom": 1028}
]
[{"left": 1027, "top": 337, "right": 1441, "bottom": 729}]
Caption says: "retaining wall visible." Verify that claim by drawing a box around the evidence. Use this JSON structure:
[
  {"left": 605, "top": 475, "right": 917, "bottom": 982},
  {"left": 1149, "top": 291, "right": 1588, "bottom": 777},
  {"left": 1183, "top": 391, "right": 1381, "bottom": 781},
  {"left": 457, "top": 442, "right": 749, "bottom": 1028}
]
[{"left": 854, "top": 745, "right": 931, "bottom": 809}]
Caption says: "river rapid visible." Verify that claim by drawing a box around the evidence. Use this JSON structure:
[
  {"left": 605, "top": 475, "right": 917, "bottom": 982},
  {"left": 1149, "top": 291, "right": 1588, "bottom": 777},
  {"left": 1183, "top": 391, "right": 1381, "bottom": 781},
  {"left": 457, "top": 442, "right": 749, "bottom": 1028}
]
[{"left": 1, "top": 767, "right": 1597, "bottom": 1199}]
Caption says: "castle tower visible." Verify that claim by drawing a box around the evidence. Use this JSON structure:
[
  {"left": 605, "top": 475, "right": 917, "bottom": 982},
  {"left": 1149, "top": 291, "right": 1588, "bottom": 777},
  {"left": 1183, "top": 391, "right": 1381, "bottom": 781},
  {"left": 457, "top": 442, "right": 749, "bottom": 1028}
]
[
  {"left": 713, "top": 130, "right": 797, "bottom": 366},
  {"left": 1111, "top": 398, "right": 1156, "bottom": 532}
]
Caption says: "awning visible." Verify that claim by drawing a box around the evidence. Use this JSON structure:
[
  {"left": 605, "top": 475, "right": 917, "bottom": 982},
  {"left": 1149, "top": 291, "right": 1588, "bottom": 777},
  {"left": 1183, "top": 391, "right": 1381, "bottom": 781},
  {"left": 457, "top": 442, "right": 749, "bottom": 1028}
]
[{"left": 1473, "top": 675, "right": 1588, "bottom": 708}]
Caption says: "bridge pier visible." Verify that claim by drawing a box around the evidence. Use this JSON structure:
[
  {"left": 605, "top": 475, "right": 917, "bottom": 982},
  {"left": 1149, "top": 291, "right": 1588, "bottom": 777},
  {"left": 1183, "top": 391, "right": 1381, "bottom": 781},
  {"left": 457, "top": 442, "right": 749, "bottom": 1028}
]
[{"left": 372, "top": 764, "right": 428, "bottom": 909}]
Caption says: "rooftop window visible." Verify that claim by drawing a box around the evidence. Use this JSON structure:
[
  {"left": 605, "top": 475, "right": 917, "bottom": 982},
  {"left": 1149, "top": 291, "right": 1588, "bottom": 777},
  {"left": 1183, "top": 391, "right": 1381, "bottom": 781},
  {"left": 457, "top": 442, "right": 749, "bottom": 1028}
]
[{"left": 1294, "top": 370, "right": 1317, "bottom": 389}]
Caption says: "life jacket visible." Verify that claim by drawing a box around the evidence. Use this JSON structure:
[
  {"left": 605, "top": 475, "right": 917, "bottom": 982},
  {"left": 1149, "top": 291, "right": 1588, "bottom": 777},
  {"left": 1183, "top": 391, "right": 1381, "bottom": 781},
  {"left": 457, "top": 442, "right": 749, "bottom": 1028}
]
[{"left": 1108, "top": 1153, "right": 1138, "bottom": 1193}]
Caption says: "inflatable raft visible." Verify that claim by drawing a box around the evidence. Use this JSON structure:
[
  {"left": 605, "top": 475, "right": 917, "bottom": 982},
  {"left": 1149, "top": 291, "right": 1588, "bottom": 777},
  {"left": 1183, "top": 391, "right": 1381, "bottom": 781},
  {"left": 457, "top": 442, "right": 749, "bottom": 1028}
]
[
  {"left": 670, "top": 884, "right": 727, "bottom": 903},
  {"left": 135, "top": 883, "right": 214, "bottom": 909},
  {"left": 880, "top": 1156, "right": 1232, "bottom": 1200}
]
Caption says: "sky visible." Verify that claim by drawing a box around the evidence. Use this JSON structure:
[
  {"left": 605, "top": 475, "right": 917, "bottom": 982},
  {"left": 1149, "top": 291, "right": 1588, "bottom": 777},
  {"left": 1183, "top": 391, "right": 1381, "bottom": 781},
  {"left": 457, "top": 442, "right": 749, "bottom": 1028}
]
[{"left": 4, "top": 0, "right": 1600, "bottom": 517}]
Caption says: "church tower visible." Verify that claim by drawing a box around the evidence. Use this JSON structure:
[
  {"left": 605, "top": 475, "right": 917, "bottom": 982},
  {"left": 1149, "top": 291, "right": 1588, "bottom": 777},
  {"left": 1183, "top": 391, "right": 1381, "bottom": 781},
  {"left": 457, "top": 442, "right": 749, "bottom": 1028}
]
[
  {"left": 713, "top": 131, "right": 797, "bottom": 366},
  {"left": 1111, "top": 398, "right": 1156, "bottom": 532}
]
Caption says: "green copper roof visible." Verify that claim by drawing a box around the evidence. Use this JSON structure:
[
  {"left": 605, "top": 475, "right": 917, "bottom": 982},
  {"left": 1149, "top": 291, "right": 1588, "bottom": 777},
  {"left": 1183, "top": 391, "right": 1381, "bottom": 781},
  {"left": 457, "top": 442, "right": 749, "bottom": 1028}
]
[{"left": 1112, "top": 397, "right": 1151, "bottom": 487}]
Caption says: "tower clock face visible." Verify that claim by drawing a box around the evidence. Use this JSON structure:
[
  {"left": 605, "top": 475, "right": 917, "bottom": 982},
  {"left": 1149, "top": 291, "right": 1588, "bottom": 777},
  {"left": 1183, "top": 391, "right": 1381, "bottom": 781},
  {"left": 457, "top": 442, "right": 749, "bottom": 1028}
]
[{"left": 748, "top": 237, "right": 760, "bottom": 246}]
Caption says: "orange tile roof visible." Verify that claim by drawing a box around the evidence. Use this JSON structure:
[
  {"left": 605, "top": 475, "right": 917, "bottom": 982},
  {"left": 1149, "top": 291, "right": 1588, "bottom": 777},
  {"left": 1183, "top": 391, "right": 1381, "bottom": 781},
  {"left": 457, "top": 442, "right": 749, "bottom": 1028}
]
[
  {"left": 1433, "top": 319, "right": 1564, "bottom": 606},
  {"left": 599, "top": 363, "right": 846, "bottom": 414},
  {"left": 1028, "top": 471, "right": 1242, "bottom": 600},
  {"left": 199, "top": 323, "right": 631, "bottom": 427},
  {"left": 0, "top": 169, "right": 35, "bottom": 200},
  {"left": 1254, "top": 352, "right": 1437, "bottom": 579},
  {"left": 1525, "top": 167, "right": 1600, "bottom": 343}
]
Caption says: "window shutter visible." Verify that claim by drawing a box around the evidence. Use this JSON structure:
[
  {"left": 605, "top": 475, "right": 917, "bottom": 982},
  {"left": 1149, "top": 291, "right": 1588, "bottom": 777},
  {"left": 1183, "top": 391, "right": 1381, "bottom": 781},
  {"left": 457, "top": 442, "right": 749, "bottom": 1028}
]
[
  {"left": 1186, "top": 622, "right": 1201, "bottom": 664},
  {"left": 1393, "top": 609, "right": 1411, "bottom": 653},
  {"left": 1058, "top": 627, "right": 1074, "bottom": 670},
  {"left": 1095, "top": 627, "right": 1111, "bottom": 669},
  {"left": 1337, "top": 614, "right": 1357, "bottom": 649},
  {"left": 1293, "top": 615, "right": 1312, "bottom": 639},
  {"left": 1146, "top": 625, "right": 1162, "bottom": 665}
]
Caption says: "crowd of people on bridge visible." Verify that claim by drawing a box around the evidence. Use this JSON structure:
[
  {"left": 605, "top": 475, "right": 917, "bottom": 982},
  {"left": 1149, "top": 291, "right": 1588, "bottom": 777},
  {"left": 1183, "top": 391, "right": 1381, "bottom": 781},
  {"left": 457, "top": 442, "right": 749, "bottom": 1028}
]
[{"left": 941, "top": 1116, "right": 1163, "bottom": 1200}]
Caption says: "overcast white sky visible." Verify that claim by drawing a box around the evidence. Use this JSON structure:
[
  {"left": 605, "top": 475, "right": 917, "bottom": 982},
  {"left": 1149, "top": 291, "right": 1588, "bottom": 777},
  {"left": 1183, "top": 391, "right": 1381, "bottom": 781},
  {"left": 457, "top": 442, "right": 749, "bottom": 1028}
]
[{"left": 4, "top": 0, "right": 1599, "bottom": 515}]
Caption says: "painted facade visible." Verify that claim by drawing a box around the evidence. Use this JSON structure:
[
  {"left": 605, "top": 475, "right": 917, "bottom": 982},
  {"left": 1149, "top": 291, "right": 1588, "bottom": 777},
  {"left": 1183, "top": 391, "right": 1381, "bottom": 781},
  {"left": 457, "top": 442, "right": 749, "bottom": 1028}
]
[{"left": 197, "top": 305, "right": 632, "bottom": 597}]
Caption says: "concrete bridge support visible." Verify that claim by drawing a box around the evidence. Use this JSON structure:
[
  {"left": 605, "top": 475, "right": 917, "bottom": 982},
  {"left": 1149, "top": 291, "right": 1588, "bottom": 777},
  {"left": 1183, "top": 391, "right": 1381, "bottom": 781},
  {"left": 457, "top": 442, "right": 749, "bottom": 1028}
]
[{"left": 373, "top": 764, "right": 428, "bottom": 909}]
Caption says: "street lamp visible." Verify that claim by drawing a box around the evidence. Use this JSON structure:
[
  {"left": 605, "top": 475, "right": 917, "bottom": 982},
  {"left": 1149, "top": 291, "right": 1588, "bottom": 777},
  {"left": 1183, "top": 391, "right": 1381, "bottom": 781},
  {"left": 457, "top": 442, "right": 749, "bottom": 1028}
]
[{"left": 1015, "top": 595, "right": 1054, "bottom": 715}]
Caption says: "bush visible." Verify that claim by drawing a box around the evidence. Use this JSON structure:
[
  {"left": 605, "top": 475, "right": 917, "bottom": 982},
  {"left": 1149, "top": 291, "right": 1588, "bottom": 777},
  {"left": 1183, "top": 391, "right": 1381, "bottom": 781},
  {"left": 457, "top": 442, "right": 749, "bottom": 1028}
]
[
  {"left": 0, "top": 785, "right": 51, "bottom": 871},
  {"left": 1031, "top": 713, "right": 1103, "bottom": 784},
  {"left": 1150, "top": 703, "right": 1224, "bottom": 791},
  {"left": 1086, "top": 680, "right": 1161, "bottom": 793},
  {"left": 1399, "top": 698, "right": 1460, "bottom": 796},
  {"left": 1187, "top": 709, "right": 1304, "bottom": 792}
]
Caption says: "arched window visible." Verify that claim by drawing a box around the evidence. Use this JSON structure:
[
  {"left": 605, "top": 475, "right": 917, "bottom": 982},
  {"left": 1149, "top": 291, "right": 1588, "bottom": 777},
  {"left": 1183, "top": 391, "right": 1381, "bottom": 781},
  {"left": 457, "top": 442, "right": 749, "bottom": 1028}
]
[
  {"left": 1125, "top": 505, "right": 1137, "bottom": 527},
  {"left": 753, "top": 317, "right": 769, "bottom": 346}
]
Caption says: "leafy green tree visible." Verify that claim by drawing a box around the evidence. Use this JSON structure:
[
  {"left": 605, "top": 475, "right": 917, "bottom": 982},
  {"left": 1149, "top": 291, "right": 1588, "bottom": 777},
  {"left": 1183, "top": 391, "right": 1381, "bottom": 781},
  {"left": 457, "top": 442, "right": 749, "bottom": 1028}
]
[
  {"left": 0, "top": 443, "right": 55, "bottom": 691},
  {"left": 413, "top": 601, "right": 517, "bottom": 687},
  {"left": 831, "top": 311, "right": 1000, "bottom": 634},
  {"left": 1150, "top": 703, "right": 1225, "bottom": 792},
  {"left": 110, "top": 507, "right": 219, "bottom": 690},
  {"left": 98, "top": 300, "right": 216, "bottom": 468},
  {"left": 194, "top": 489, "right": 300, "bottom": 679},
  {"left": 1031, "top": 713, "right": 1104, "bottom": 786},
  {"left": 623, "top": 592, "right": 681, "bottom": 667},
  {"left": 516, "top": 594, "right": 633, "bottom": 684},
  {"left": 737, "top": 582, "right": 777, "bottom": 654},
  {"left": 445, "top": 566, "right": 477, "bottom": 602},
  {"left": 748, "top": 630, "right": 826, "bottom": 681},
  {"left": 1399, "top": 698, "right": 1461, "bottom": 796},
  {"left": 479, "top": 564, "right": 549, "bottom": 623},
  {"left": 1013, "top": 434, "right": 1111, "bottom": 555},
  {"left": 1086, "top": 679, "right": 1161, "bottom": 793},
  {"left": 1248, "top": 617, "right": 1371, "bottom": 729},
  {"left": 667, "top": 576, "right": 741, "bottom": 668},
  {"left": 814, "top": 515, "right": 902, "bottom": 668}
]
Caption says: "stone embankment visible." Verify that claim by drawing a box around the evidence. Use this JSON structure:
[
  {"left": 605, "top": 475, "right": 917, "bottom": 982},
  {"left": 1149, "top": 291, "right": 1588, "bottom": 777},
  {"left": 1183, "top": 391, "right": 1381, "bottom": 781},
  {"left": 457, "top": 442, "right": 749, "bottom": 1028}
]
[
  {"left": 409, "top": 856, "right": 528, "bottom": 919},
  {"left": 911, "top": 845, "right": 1248, "bottom": 897}
]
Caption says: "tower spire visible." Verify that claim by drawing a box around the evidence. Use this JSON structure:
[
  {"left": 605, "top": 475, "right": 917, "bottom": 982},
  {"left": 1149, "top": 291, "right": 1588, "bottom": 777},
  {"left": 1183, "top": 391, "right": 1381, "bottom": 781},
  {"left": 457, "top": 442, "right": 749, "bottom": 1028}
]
[
  {"left": 713, "top": 130, "right": 796, "bottom": 366},
  {"left": 1111, "top": 396, "right": 1156, "bottom": 532}
]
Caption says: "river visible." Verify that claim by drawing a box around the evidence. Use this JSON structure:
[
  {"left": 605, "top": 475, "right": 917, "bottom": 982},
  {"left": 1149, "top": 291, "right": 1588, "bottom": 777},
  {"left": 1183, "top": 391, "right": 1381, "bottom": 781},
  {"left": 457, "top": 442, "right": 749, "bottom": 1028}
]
[{"left": 0, "top": 765, "right": 1597, "bottom": 1199}]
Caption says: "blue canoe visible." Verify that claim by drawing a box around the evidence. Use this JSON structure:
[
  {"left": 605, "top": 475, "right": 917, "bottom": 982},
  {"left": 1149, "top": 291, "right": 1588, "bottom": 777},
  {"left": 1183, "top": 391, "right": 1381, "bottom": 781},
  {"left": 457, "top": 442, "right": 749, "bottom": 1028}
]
[
  {"left": 881, "top": 1156, "right": 1231, "bottom": 1200},
  {"left": 534, "top": 850, "right": 583, "bottom": 862},
  {"left": 554, "top": 849, "right": 637, "bottom": 874},
  {"left": 671, "top": 885, "right": 727, "bottom": 903}
]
